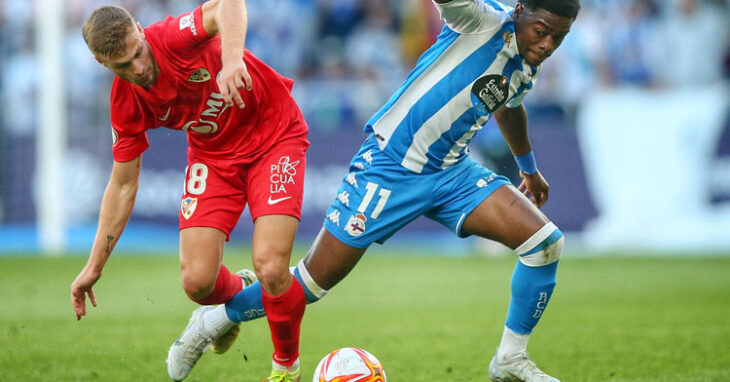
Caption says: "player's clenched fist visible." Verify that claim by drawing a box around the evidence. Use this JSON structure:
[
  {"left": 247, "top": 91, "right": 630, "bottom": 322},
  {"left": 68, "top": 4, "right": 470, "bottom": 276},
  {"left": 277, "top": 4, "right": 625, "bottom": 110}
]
[{"left": 217, "top": 58, "right": 252, "bottom": 109}]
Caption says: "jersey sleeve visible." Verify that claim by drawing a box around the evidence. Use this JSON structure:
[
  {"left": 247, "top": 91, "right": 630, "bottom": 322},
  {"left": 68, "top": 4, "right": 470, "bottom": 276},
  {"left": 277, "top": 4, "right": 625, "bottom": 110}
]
[
  {"left": 505, "top": 65, "right": 542, "bottom": 108},
  {"left": 110, "top": 126, "right": 149, "bottom": 162},
  {"left": 109, "top": 79, "right": 150, "bottom": 162},
  {"left": 433, "top": 0, "right": 509, "bottom": 34},
  {"left": 505, "top": 89, "right": 528, "bottom": 108},
  {"left": 148, "top": 5, "right": 214, "bottom": 61}
]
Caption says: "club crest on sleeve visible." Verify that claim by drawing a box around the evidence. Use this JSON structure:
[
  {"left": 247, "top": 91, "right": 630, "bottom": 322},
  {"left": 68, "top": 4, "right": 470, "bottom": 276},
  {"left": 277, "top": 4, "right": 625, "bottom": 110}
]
[
  {"left": 344, "top": 213, "right": 367, "bottom": 237},
  {"left": 179, "top": 13, "right": 197, "bottom": 35},
  {"left": 181, "top": 197, "right": 198, "bottom": 220}
]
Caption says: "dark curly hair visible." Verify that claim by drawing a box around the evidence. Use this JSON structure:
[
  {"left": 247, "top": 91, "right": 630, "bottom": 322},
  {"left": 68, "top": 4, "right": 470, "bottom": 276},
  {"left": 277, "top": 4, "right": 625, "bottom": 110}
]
[{"left": 520, "top": 0, "right": 581, "bottom": 19}]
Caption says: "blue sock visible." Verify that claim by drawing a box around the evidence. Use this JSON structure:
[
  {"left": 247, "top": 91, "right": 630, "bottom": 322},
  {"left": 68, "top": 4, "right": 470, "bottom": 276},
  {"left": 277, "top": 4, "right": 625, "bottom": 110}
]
[
  {"left": 225, "top": 280, "right": 265, "bottom": 323},
  {"left": 504, "top": 261, "right": 558, "bottom": 334},
  {"left": 225, "top": 264, "right": 324, "bottom": 323}
]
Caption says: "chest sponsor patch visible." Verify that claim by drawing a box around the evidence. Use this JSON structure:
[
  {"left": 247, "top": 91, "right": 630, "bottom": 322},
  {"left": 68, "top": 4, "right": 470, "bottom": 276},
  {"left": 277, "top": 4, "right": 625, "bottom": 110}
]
[{"left": 471, "top": 74, "right": 509, "bottom": 115}]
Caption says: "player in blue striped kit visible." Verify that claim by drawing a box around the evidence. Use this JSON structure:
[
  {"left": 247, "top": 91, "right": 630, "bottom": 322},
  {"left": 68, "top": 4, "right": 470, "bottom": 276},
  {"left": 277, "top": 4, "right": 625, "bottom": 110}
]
[{"left": 171, "top": 1, "right": 579, "bottom": 380}]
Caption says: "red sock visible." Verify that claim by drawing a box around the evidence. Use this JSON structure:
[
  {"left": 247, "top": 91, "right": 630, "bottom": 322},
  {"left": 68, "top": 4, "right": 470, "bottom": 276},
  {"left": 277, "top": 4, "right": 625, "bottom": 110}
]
[
  {"left": 261, "top": 277, "right": 306, "bottom": 367},
  {"left": 192, "top": 264, "right": 243, "bottom": 305}
]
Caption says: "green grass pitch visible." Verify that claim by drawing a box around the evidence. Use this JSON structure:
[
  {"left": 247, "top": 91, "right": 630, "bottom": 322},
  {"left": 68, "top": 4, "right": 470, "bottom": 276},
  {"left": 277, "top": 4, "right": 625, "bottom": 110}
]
[{"left": 1, "top": 250, "right": 729, "bottom": 381}]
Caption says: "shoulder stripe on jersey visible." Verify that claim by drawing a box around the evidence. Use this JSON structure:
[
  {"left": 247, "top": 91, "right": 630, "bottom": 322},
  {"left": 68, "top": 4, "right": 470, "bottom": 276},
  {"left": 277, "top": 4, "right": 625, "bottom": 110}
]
[
  {"left": 484, "top": 0, "right": 511, "bottom": 13},
  {"left": 505, "top": 61, "right": 537, "bottom": 107},
  {"left": 370, "top": 24, "right": 503, "bottom": 150},
  {"left": 397, "top": 24, "right": 513, "bottom": 173}
]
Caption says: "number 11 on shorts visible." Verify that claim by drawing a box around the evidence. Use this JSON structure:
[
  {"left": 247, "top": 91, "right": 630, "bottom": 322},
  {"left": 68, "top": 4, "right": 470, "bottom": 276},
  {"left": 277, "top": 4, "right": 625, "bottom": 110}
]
[{"left": 357, "top": 182, "right": 391, "bottom": 219}]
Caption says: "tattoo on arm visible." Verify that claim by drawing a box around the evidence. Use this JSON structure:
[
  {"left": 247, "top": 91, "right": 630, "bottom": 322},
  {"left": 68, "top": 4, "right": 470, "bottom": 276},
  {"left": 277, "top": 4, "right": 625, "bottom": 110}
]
[{"left": 104, "top": 235, "right": 114, "bottom": 254}]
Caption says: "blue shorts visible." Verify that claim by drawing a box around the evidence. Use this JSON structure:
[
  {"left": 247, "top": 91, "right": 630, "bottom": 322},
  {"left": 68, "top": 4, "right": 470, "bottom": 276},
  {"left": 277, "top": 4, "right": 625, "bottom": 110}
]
[{"left": 323, "top": 135, "right": 511, "bottom": 248}]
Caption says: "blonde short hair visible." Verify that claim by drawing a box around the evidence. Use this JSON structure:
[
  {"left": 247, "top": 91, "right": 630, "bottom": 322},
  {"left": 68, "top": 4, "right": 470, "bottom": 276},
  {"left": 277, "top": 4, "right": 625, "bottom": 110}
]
[{"left": 82, "top": 6, "right": 136, "bottom": 59}]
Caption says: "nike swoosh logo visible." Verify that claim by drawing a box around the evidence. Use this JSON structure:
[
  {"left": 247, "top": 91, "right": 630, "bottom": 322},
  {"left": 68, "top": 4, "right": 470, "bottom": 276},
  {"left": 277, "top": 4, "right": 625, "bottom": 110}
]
[
  {"left": 158, "top": 107, "right": 171, "bottom": 121},
  {"left": 267, "top": 196, "right": 292, "bottom": 205}
]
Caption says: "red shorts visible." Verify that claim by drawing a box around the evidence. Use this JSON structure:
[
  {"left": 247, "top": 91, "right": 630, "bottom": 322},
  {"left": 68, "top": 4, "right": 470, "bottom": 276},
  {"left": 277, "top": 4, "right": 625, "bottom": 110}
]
[{"left": 178, "top": 134, "right": 308, "bottom": 240}]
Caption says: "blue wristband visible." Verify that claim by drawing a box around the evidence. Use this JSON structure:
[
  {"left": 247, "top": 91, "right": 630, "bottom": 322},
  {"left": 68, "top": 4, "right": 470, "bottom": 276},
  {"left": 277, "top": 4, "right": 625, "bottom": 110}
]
[{"left": 514, "top": 151, "right": 537, "bottom": 174}]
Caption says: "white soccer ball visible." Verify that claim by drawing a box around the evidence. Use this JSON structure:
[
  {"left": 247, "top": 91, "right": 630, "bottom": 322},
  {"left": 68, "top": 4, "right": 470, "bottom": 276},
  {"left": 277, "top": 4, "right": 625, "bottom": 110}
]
[{"left": 312, "top": 347, "right": 387, "bottom": 382}]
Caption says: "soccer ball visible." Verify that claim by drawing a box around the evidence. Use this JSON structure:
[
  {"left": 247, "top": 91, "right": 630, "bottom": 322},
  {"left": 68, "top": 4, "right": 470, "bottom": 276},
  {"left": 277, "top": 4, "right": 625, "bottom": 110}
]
[{"left": 312, "top": 347, "right": 387, "bottom": 382}]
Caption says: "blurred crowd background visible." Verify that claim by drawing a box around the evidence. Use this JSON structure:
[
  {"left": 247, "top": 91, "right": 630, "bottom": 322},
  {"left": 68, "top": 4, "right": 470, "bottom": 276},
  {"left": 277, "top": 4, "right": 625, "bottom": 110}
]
[
  {"left": 1, "top": 0, "right": 730, "bottom": 253},
  {"left": 2, "top": 0, "right": 727, "bottom": 133}
]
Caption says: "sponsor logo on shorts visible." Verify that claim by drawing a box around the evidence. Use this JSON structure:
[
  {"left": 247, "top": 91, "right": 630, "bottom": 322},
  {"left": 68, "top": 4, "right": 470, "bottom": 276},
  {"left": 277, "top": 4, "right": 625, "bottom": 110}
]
[
  {"left": 362, "top": 150, "right": 373, "bottom": 165},
  {"left": 476, "top": 174, "right": 497, "bottom": 188},
  {"left": 179, "top": 13, "right": 197, "bottom": 35},
  {"left": 270, "top": 156, "right": 300, "bottom": 194},
  {"left": 353, "top": 162, "right": 366, "bottom": 171},
  {"left": 337, "top": 191, "right": 350, "bottom": 207},
  {"left": 344, "top": 213, "right": 367, "bottom": 237},
  {"left": 327, "top": 209, "right": 341, "bottom": 226},
  {"left": 267, "top": 196, "right": 292, "bottom": 205},
  {"left": 111, "top": 127, "right": 119, "bottom": 146},
  {"left": 181, "top": 197, "right": 198, "bottom": 220},
  {"left": 345, "top": 172, "right": 358, "bottom": 188}
]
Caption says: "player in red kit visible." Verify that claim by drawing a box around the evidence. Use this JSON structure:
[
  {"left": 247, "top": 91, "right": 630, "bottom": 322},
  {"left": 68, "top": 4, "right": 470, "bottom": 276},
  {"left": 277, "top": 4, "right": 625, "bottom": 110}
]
[{"left": 69, "top": 1, "right": 307, "bottom": 380}]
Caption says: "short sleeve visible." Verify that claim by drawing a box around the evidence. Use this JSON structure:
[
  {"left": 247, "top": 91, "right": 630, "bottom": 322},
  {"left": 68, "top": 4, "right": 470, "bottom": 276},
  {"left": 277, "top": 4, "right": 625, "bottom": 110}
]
[
  {"left": 111, "top": 126, "right": 149, "bottom": 162},
  {"left": 109, "top": 79, "right": 151, "bottom": 162},
  {"left": 506, "top": 65, "right": 542, "bottom": 108},
  {"left": 504, "top": 92, "right": 527, "bottom": 108},
  {"left": 147, "top": 6, "right": 213, "bottom": 60},
  {"left": 433, "top": 0, "right": 509, "bottom": 34}
]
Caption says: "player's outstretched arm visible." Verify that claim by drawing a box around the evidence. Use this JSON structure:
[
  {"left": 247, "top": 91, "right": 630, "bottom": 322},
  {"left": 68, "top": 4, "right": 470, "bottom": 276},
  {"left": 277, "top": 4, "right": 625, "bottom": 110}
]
[
  {"left": 201, "top": 0, "right": 252, "bottom": 109},
  {"left": 493, "top": 104, "right": 549, "bottom": 207},
  {"left": 70, "top": 155, "right": 142, "bottom": 320}
]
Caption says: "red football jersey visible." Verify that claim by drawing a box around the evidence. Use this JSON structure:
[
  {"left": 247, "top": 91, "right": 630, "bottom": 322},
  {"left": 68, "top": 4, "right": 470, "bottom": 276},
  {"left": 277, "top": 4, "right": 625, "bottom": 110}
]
[{"left": 109, "top": 5, "right": 307, "bottom": 163}]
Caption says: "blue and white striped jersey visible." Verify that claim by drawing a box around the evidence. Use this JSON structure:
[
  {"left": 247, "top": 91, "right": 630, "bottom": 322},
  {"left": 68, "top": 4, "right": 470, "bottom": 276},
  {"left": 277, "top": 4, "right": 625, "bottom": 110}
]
[{"left": 365, "top": 0, "right": 541, "bottom": 174}]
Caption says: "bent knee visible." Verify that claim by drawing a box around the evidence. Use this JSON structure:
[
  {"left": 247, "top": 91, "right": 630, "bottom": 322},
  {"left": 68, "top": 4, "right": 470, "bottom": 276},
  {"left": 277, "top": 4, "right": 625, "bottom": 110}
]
[
  {"left": 253, "top": 256, "right": 292, "bottom": 293},
  {"left": 515, "top": 222, "right": 564, "bottom": 267},
  {"left": 180, "top": 272, "right": 216, "bottom": 300}
]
